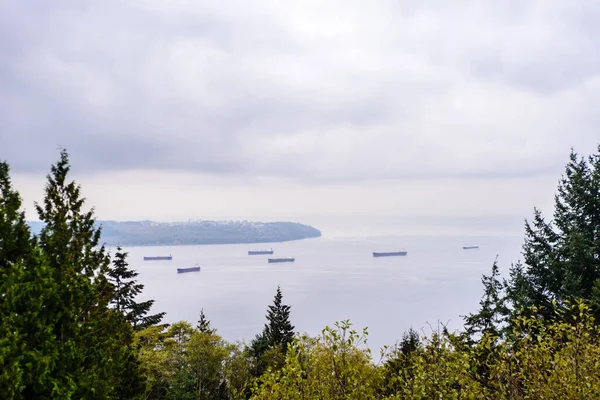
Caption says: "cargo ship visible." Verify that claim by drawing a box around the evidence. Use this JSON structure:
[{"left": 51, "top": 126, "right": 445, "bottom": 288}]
[
  {"left": 248, "top": 249, "right": 274, "bottom": 255},
  {"left": 463, "top": 245, "right": 479, "bottom": 250},
  {"left": 177, "top": 266, "right": 201, "bottom": 273},
  {"left": 143, "top": 254, "right": 173, "bottom": 261},
  {"left": 372, "top": 250, "right": 407, "bottom": 257},
  {"left": 268, "top": 257, "right": 295, "bottom": 263}
]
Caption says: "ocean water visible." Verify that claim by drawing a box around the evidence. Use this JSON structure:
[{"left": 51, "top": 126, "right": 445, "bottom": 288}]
[{"left": 117, "top": 216, "right": 527, "bottom": 352}]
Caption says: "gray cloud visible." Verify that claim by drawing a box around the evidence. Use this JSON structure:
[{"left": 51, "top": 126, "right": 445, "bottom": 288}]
[{"left": 1, "top": 0, "right": 599, "bottom": 182}]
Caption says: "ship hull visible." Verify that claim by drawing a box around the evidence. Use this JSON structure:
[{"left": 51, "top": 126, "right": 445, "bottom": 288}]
[
  {"left": 144, "top": 256, "right": 173, "bottom": 261},
  {"left": 463, "top": 246, "right": 479, "bottom": 250},
  {"left": 268, "top": 258, "right": 295, "bottom": 263},
  {"left": 177, "top": 266, "right": 201, "bottom": 273},
  {"left": 373, "top": 252, "right": 407, "bottom": 257},
  {"left": 248, "top": 250, "right": 274, "bottom": 255}
]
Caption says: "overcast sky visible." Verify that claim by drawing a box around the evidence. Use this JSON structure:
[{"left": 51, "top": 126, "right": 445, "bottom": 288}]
[{"left": 1, "top": 1, "right": 599, "bottom": 223}]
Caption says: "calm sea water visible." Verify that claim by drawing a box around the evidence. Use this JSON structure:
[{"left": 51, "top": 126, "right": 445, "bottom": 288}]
[{"left": 116, "top": 216, "right": 526, "bottom": 352}]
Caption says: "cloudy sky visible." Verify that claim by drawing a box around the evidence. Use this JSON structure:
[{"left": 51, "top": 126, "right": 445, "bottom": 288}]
[{"left": 1, "top": 0, "right": 598, "bottom": 223}]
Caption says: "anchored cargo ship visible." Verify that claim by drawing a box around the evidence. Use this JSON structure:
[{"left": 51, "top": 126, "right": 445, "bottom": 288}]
[
  {"left": 268, "top": 257, "right": 295, "bottom": 263},
  {"left": 463, "top": 245, "right": 479, "bottom": 250},
  {"left": 143, "top": 254, "right": 173, "bottom": 261},
  {"left": 372, "top": 250, "right": 407, "bottom": 257},
  {"left": 248, "top": 249, "right": 274, "bottom": 255},
  {"left": 177, "top": 266, "right": 201, "bottom": 273}
]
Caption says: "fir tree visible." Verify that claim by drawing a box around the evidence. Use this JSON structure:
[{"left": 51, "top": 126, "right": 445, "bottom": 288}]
[
  {"left": 246, "top": 286, "right": 295, "bottom": 377},
  {"left": 382, "top": 327, "right": 421, "bottom": 396},
  {"left": 109, "top": 246, "right": 165, "bottom": 329},
  {"left": 0, "top": 161, "right": 32, "bottom": 268},
  {"left": 505, "top": 146, "right": 600, "bottom": 321},
  {"left": 264, "top": 285, "right": 295, "bottom": 351},
  {"left": 0, "top": 161, "right": 29, "bottom": 396},
  {"left": 464, "top": 258, "right": 509, "bottom": 341},
  {"left": 197, "top": 308, "right": 214, "bottom": 333},
  {"left": 0, "top": 161, "right": 57, "bottom": 398},
  {"left": 32, "top": 150, "right": 144, "bottom": 398},
  {"left": 247, "top": 331, "right": 270, "bottom": 376},
  {"left": 398, "top": 328, "right": 420, "bottom": 356}
]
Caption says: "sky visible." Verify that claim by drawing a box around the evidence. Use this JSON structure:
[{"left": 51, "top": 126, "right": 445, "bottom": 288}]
[{"left": 1, "top": 0, "right": 599, "bottom": 223}]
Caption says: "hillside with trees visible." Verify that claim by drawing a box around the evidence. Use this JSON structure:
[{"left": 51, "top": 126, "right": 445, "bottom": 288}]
[
  {"left": 1, "top": 145, "right": 600, "bottom": 399},
  {"left": 27, "top": 219, "right": 322, "bottom": 246}
]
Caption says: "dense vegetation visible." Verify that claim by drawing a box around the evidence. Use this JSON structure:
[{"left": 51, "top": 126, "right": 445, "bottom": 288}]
[
  {"left": 27, "top": 220, "right": 322, "bottom": 246},
  {"left": 1, "top": 145, "right": 599, "bottom": 399}
]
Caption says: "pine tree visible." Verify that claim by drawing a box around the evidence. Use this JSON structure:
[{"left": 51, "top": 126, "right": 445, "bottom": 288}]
[
  {"left": 109, "top": 246, "right": 165, "bottom": 330},
  {"left": 264, "top": 285, "right": 295, "bottom": 351}
]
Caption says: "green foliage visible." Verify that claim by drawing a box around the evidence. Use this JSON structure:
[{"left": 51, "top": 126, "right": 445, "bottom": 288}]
[
  {"left": 0, "top": 161, "right": 58, "bottom": 399},
  {"left": 264, "top": 286, "right": 295, "bottom": 351},
  {"left": 0, "top": 161, "right": 32, "bottom": 266},
  {"left": 247, "top": 286, "right": 295, "bottom": 378},
  {"left": 493, "top": 301, "right": 600, "bottom": 399},
  {"left": 247, "top": 331, "right": 270, "bottom": 377},
  {"left": 506, "top": 146, "right": 600, "bottom": 321},
  {"left": 462, "top": 146, "right": 600, "bottom": 346},
  {"left": 382, "top": 301, "right": 600, "bottom": 399},
  {"left": 136, "top": 321, "right": 236, "bottom": 400},
  {"left": 32, "top": 151, "right": 146, "bottom": 398},
  {"left": 197, "top": 309, "right": 214, "bottom": 334},
  {"left": 134, "top": 325, "right": 172, "bottom": 399},
  {"left": 464, "top": 258, "right": 509, "bottom": 341},
  {"left": 4, "top": 145, "right": 600, "bottom": 399},
  {"left": 222, "top": 343, "right": 253, "bottom": 400},
  {"left": 247, "top": 302, "right": 600, "bottom": 399},
  {"left": 0, "top": 151, "right": 148, "bottom": 399},
  {"left": 109, "top": 246, "right": 165, "bottom": 330},
  {"left": 251, "top": 320, "right": 382, "bottom": 400},
  {"left": 388, "top": 329, "right": 481, "bottom": 399},
  {"left": 381, "top": 328, "right": 421, "bottom": 396},
  {"left": 33, "top": 151, "right": 110, "bottom": 397},
  {"left": 186, "top": 328, "right": 230, "bottom": 399}
]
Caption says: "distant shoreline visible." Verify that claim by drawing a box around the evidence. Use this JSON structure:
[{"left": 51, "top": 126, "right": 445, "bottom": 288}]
[
  {"left": 110, "top": 235, "right": 323, "bottom": 248},
  {"left": 27, "top": 220, "right": 322, "bottom": 247}
]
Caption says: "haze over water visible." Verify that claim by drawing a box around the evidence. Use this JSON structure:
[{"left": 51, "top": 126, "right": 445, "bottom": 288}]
[{"left": 117, "top": 215, "right": 526, "bottom": 352}]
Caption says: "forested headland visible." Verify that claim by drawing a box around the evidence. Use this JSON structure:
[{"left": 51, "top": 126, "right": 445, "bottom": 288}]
[
  {"left": 27, "top": 219, "right": 322, "bottom": 246},
  {"left": 1, "top": 145, "right": 600, "bottom": 399}
]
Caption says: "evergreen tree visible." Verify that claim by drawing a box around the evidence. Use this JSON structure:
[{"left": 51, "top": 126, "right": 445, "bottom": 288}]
[
  {"left": 109, "top": 246, "right": 165, "bottom": 330},
  {"left": 0, "top": 160, "right": 28, "bottom": 397},
  {"left": 505, "top": 146, "right": 600, "bottom": 321},
  {"left": 247, "top": 331, "right": 270, "bottom": 376},
  {"left": 264, "top": 285, "right": 295, "bottom": 351},
  {"left": 197, "top": 308, "right": 214, "bottom": 333},
  {"left": 463, "top": 258, "right": 509, "bottom": 341},
  {"left": 246, "top": 286, "right": 295, "bottom": 377},
  {"left": 381, "top": 327, "right": 421, "bottom": 396},
  {"left": 0, "top": 161, "right": 32, "bottom": 268},
  {"left": 398, "top": 328, "right": 420, "bottom": 355},
  {"left": 31, "top": 150, "right": 144, "bottom": 398},
  {"left": 0, "top": 161, "right": 58, "bottom": 399}
]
